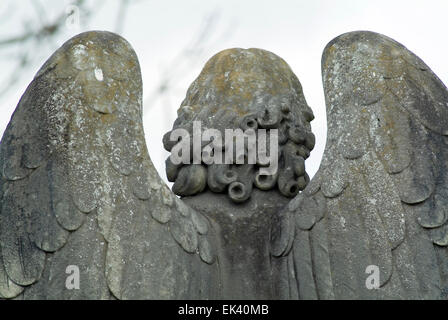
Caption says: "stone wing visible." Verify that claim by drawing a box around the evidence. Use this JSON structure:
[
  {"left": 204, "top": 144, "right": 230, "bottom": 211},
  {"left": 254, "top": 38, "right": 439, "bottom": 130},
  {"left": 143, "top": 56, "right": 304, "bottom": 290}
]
[
  {"left": 0, "top": 31, "right": 218, "bottom": 299},
  {"left": 271, "top": 31, "right": 448, "bottom": 299}
]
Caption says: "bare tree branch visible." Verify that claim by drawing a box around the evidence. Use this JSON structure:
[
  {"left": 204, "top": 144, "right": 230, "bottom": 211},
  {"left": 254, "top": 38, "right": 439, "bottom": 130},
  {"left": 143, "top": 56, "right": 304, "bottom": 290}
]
[
  {"left": 0, "top": 0, "right": 234, "bottom": 123},
  {"left": 143, "top": 10, "right": 234, "bottom": 113},
  {"left": 0, "top": 0, "right": 85, "bottom": 47}
]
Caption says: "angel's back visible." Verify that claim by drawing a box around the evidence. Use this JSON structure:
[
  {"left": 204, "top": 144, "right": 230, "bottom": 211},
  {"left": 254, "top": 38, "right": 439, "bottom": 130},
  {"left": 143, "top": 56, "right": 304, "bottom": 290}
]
[{"left": 1, "top": 30, "right": 447, "bottom": 300}]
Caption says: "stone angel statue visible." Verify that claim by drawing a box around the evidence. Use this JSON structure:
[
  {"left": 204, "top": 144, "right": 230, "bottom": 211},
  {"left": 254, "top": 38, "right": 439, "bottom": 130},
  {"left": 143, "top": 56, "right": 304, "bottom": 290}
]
[{"left": 0, "top": 30, "right": 447, "bottom": 300}]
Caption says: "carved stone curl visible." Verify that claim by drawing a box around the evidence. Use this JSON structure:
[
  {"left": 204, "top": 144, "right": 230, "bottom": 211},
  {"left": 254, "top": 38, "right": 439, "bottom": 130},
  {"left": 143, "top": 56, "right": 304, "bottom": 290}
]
[{"left": 164, "top": 48, "right": 315, "bottom": 202}]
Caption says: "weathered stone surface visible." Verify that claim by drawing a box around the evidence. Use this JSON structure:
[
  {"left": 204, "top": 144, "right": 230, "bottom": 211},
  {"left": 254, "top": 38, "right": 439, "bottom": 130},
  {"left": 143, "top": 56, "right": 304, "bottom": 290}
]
[
  {"left": 164, "top": 48, "right": 315, "bottom": 202},
  {"left": 165, "top": 48, "right": 317, "bottom": 299},
  {"left": 2, "top": 29, "right": 448, "bottom": 300},
  {"left": 0, "top": 31, "right": 219, "bottom": 300},
  {"left": 183, "top": 189, "right": 289, "bottom": 299},
  {"left": 276, "top": 31, "right": 448, "bottom": 300}
]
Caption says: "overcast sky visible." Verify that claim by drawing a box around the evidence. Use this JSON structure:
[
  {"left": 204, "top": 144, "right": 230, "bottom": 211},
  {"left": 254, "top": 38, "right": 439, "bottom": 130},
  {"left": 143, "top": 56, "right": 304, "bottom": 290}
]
[{"left": 1, "top": 0, "right": 448, "bottom": 182}]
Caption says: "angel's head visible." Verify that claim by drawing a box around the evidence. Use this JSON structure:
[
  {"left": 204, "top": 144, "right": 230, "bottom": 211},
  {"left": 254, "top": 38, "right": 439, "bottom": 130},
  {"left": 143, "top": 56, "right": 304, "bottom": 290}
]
[{"left": 163, "top": 48, "right": 315, "bottom": 203}]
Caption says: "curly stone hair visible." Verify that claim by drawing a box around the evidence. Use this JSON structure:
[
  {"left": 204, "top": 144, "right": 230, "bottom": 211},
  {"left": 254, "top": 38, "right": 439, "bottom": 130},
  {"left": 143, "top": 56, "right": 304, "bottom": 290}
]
[{"left": 163, "top": 48, "right": 315, "bottom": 203}]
